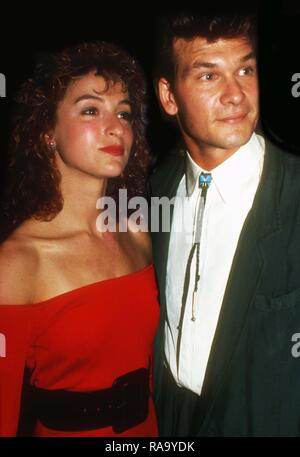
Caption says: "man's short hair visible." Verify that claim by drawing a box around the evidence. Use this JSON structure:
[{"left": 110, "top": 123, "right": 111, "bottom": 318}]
[{"left": 154, "top": 12, "right": 257, "bottom": 87}]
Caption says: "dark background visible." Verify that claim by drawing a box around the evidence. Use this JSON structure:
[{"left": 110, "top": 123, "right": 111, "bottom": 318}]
[{"left": 1, "top": 0, "right": 300, "bottom": 190}]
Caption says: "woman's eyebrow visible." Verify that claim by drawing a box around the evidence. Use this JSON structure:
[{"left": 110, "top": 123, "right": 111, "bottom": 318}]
[{"left": 74, "top": 94, "right": 132, "bottom": 107}]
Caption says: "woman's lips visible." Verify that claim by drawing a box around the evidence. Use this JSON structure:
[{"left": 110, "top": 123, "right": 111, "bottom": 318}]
[
  {"left": 218, "top": 113, "right": 247, "bottom": 123},
  {"left": 99, "top": 145, "right": 125, "bottom": 156}
]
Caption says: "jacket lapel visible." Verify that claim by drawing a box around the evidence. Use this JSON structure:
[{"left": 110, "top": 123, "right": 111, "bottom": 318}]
[
  {"left": 151, "top": 150, "right": 185, "bottom": 405},
  {"left": 151, "top": 151, "right": 186, "bottom": 308}
]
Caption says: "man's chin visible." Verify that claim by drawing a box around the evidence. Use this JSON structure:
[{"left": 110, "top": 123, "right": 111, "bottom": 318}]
[{"left": 219, "top": 131, "right": 253, "bottom": 150}]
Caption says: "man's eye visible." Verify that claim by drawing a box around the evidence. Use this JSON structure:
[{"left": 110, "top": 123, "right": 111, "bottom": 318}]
[
  {"left": 82, "top": 107, "right": 98, "bottom": 115},
  {"left": 239, "top": 66, "right": 254, "bottom": 76},
  {"left": 200, "top": 73, "right": 215, "bottom": 81},
  {"left": 117, "top": 111, "right": 133, "bottom": 123}
]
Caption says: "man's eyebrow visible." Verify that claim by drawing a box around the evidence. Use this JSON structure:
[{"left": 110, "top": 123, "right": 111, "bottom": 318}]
[
  {"left": 189, "top": 51, "right": 256, "bottom": 72},
  {"left": 182, "top": 61, "right": 216, "bottom": 77},
  {"left": 191, "top": 61, "right": 218, "bottom": 70},
  {"left": 74, "top": 94, "right": 132, "bottom": 106},
  {"left": 240, "top": 51, "right": 256, "bottom": 62}
]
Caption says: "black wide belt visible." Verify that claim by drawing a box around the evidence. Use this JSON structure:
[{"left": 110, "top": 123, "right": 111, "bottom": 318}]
[{"left": 31, "top": 368, "right": 150, "bottom": 433}]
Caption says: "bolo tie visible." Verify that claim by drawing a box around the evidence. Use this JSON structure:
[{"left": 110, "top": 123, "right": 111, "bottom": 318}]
[{"left": 176, "top": 172, "right": 212, "bottom": 373}]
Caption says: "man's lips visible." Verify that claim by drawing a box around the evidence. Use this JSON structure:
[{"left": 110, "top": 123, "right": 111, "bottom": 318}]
[
  {"left": 218, "top": 112, "right": 247, "bottom": 123},
  {"left": 99, "top": 145, "right": 125, "bottom": 156}
]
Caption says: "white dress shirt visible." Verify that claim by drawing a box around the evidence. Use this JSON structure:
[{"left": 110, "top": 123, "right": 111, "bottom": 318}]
[{"left": 165, "top": 133, "right": 265, "bottom": 395}]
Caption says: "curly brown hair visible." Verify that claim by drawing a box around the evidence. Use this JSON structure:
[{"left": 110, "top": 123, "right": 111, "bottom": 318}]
[{"left": 1, "top": 41, "right": 151, "bottom": 239}]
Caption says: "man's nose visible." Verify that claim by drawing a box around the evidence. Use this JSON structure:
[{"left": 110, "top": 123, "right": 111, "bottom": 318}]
[{"left": 220, "top": 77, "right": 245, "bottom": 105}]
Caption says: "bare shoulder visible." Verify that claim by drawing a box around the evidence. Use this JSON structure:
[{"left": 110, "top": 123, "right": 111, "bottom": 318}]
[{"left": 0, "top": 232, "right": 39, "bottom": 305}]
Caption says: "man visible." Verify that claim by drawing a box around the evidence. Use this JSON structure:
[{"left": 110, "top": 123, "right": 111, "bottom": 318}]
[{"left": 151, "top": 11, "right": 300, "bottom": 437}]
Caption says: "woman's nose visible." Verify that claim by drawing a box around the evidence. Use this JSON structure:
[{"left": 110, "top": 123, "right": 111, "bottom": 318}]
[{"left": 104, "top": 114, "right": 124, "bottom": 137}]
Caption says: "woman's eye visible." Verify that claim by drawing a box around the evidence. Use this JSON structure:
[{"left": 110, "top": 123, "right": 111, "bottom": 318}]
[
  {"left": 117, "top": 111, "right": 133, "bottom": 123},
  {"left": 81, "top": 107, "right": 98, "bottom": 115}
]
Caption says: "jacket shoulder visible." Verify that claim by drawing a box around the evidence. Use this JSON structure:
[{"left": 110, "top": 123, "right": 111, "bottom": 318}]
[
  {"left": 150, "top": 147, "right": 185, "bottom": 196},
  {"left": 270, "top": 141, "right": 300, "bottom": 186},
  {"left": 265, "top": 140, "right": 300, "bottom": 220},
  {"left": 267, "top": 138, "right": 300, "bottom": 170}
]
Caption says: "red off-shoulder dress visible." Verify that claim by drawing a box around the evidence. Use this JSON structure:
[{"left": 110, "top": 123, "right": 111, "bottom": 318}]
[{"left": 0, "top": 264, "right": 160, "bottom": 437}]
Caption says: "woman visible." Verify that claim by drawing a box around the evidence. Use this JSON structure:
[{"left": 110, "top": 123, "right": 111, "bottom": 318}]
[{"left": 0, "top": 42, "right": 159, "bottom": 437}]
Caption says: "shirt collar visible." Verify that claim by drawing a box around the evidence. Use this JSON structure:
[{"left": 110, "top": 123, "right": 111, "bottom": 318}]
[{"left": 185, "top": 133, "right": 264, "bottom": 202}]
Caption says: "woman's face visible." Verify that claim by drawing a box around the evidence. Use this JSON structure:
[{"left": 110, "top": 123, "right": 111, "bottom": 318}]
[{"left": 51, "top": 71, "right": 134, "bottom": 179}]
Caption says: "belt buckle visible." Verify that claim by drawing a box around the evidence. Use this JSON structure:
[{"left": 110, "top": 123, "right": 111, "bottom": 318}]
[{"left": 112, "top": 368, "right": 149, "bottom": 433}]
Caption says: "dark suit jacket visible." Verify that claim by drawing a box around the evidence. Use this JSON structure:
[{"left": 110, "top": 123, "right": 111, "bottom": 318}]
[{"left": 151, "top": 139, "right": 300, "bottom": 436}]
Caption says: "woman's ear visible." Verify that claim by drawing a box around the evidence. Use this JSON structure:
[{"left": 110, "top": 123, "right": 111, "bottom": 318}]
[{"left": 157, "top": 78, "right": 178, "bottom": 116}]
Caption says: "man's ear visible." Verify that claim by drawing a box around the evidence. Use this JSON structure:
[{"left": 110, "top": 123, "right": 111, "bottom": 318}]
[{"left": 158, "top": 78, "right": 178, "bottom": 116}]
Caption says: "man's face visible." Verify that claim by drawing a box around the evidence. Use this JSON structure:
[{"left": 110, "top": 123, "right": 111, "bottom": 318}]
[{"left": 158, "top": 36, "right": 259, "bottom": 162}]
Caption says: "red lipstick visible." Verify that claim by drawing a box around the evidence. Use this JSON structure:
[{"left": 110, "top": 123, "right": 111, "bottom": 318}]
[{"left": 99, "top": 145, "right": 125, "bottom": 156}]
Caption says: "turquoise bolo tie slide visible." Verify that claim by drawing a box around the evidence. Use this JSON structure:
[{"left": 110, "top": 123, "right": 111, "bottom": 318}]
[{"left": 199, "top": 172, "right": 212, "bottom": 188}]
